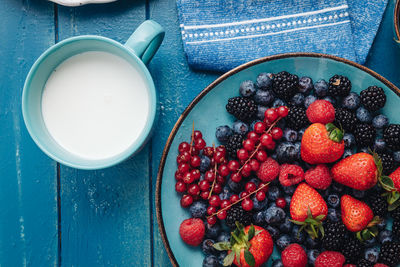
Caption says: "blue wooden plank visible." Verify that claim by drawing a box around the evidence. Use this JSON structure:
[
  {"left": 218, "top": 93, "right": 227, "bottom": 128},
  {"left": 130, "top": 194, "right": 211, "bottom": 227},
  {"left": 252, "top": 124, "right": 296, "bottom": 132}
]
[
  {"left": 0, "top": 0, "right": 58, "bottom": 266},
  {"left": 57, "top": 2, "right": 152, "bottom": 266},
  {"left": 148, "top": 0, "right": 219, "bottom": 265},
  {"left": 365, "top": 0, "right": 400, "bottom": 88}
]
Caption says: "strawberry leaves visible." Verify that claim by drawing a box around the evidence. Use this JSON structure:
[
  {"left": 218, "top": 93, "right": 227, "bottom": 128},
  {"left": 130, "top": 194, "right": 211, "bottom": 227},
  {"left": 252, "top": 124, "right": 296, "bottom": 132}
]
[
  {"left": 326, "top": 123, "right": 344, "bottom": 143},
  {"left": 356, "top": 216, "right": 382, "bottom": 242},
  {"left": 213, "top": 223, "right": 261, "bottom": 267},
  {"left": 290, "top": 207, "right": 325, "bottom": 239}
]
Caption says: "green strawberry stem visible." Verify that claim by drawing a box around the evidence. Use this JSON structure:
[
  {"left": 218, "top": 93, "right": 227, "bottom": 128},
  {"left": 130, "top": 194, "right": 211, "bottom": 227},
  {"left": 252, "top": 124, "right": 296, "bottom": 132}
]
[
  {"left": 289, "top": 207, "right": 325, "bottom": 239},
  {"left": 213, "top": 223, "right": 260, "bottom": 267},
  {"left": 356, "top": 216, "right": 382, "bottom": 242},
  {"left": 325, "top": 123, "right": 343, "bottom": 143}
]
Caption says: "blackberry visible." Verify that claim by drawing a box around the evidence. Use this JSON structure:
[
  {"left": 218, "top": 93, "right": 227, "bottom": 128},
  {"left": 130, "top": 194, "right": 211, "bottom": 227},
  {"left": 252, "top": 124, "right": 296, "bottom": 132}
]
[
  {"left": 286, "top": 106, "right": 309, "bottom": 130},
  {"left": 353, "top": 123, "right": 376, "bottom": 147},
  {"left": 360, "top": 86, "right": 386, "bottom": 111},
  {"left": 321, "top": 220, "right": 347, "bottom": 251},
  {"left": 272, "top": 71, "right": 299, "bottom": 100},
  {"left": 328, "top": 75, "right": 351, "bottom": 96},
  {"left": 226, "top": 97, "right": 257, "bottom": 122},
  {"left": 335, "top": 108, "right": 357, "bottom": 132},
  {"left": 341, "top": 236, "right": 364, "bottom": 263},
  {"left": 225, "top": 134, "right": 244, "bottom": 158},
  {"left": 393, "top": 220, "right": 400, "bottom": 238},
  {"left": 384, "top": 124, "right": 400, "bottom": 151},
  {"left": 378, "top": 152, "right": 395, "bottom": 175},
  {"left": 392, "top": 208, "right": 400, "bottom": 221},
  {"left": 369, "top": 192, "right": 388, "bottom": 218},
  {"left": 225, "top": 205, "right": 252, "bottom": 229},
  {"left": 378, "top": 241, "right": 400, "bottom": 266},
  {"left": 356, "top": 259, "right": 374, "bottom": 267}
]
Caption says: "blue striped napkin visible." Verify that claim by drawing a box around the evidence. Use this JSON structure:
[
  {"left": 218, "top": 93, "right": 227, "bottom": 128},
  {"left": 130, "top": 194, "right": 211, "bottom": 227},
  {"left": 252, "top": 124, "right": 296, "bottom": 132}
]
[{"left": 176, "top": 0, "right": 388, "bottom": 72}]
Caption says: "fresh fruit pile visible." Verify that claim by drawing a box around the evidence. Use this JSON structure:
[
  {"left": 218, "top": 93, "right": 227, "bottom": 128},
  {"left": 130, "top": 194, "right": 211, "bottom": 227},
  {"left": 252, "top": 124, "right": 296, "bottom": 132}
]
[{"left": 174, "top": 71, "right": 400, "bottom": 267}]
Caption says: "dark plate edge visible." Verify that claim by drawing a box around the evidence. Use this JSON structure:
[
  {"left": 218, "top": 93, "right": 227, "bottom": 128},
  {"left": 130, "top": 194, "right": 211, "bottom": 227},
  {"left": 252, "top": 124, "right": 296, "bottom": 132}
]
[
  {"left": 395, "top": 0, "right": 400, "bottom": 41},
  {"left": 155, "top": 52, "right": 400, "bottom": 267}
]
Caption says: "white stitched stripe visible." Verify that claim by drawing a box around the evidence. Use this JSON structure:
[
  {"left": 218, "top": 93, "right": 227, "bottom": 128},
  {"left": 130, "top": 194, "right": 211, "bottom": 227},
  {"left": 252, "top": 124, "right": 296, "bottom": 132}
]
[
  {"left": 186, "top": 20, "right": 350, "bottom": 44},
  {"left": 182, "top": 4, "right": 348, "bottom": 30}
]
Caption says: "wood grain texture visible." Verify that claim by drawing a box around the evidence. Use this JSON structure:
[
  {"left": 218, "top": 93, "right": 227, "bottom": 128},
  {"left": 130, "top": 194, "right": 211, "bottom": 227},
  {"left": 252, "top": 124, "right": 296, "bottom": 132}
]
[
  {"left": 0, "top": 0, "right": 58, "bottom": 266},
  {"left": 148, "top": 0, "right": 218, "bottom": 265},
  {"left": 57, "top": 2, "right": 152, "bottom": 266}
]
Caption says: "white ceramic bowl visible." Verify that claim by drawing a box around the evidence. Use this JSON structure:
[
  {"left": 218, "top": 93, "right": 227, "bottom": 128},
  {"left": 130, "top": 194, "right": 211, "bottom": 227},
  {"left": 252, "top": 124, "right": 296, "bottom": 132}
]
[{"left": 49, "top": 0, "right": 117, "bottom": 6}]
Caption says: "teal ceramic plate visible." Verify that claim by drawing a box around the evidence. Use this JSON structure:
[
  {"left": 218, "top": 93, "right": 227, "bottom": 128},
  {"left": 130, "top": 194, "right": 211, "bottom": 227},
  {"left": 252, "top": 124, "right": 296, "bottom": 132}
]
[{"left": 156, "top": 53, "right": 400, "bottom": 267}]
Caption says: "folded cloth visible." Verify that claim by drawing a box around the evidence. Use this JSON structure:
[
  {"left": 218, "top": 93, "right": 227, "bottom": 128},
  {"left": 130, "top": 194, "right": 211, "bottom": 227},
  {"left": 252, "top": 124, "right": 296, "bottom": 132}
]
[{"left": 176, "top": 0, "right": 388, "bottom": 72}]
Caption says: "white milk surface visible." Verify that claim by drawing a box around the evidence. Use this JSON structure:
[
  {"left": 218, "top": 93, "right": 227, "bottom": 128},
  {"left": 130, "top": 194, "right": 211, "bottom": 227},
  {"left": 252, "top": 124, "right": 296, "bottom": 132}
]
[{"left": 41, "top": 51, "right": 150, "bottom": 160}]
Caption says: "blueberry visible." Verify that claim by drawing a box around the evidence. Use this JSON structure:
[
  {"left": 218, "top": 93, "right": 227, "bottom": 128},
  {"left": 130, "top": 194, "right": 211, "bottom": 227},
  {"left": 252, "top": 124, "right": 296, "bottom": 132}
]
[
  {"left": 343, "top": 133, "right": 355, "bottom": 148},
  {"left": 232, "top": 121, "right": 249, "bottom": 135},
  {"left": 307, "top": 249, "right": 320, "bottom": 266},
  {"left": 284, "top": 195, "right": 292, "bottom": 207},
  {"left": 314, "top": 79, "right": 328, "bottom": 97},
  {"left": 276, "top": 141, "right": 297, "bottom": 163},
  {"left": 378, "top": 230, "right": 392, "bottom": 244},
  {"left": 190, "top": 201, "right": 208, "bottom": 218},
  {"left": 356, "top": 107, "right": 372, "bottom": 123},
  {"left": 292, "top": 225, "right": 305, "bottom": 243},
  {"left": 202, "top": 255, "right": 219, "bottom": 267},
  {"left": 299, "top": 76, "right": 313, "bottom": 93},
  {"left": 254, "top": 89, "right": 274, "bottom": 105},
  {"left": 202, "top": 239, "right": 217, "bottom": 255},
  {"left": 239, "top": 80, "right": 256, "bottom": 97},
  {"left": 305, "top": 236, "right": 320, "bottom": 249},
  {"left": 352, "top": 189, "right": 365, "bottom": 199},
  {"left": 394, "top": 151, "right": 400, "bottom": 163},
  {"left": 217, "top": 252, "right": 227, "bottom": 266},
  {"left": 272, "top": 99, "right": 287, "bottom": 108},
  {"left": 272, "top": 259, "right": 284, "bottom": 267},
  {"left": 270, "top": 153, "right": 278, "bottom": 160},
  {"left": 293, "top": 142, "right": 301, "bottom": 160},
  {"left": 227, "top": 178, "right": 243, "bottom": 193},
  {"left": 217, "top": 232, "right": 230, "bottom": 243},
  {"left": 276, "top": 234, "right": 292, "bottom": 251},
  {"left": 323, "top": 96, "right": 337, "bottom": 105},
  {"left": 304, "top": 95, "right": 317, "bottom": 108},
  {"left": 364, "top": 247, "right": 379, "bottom": 263},
  {"left": 267, "top": 186, "right": 281, "bottom": 201},
  {"left": 331, "top": 182, "right": 344, "bottom": 193},
  {"left": 372, "top": 114, "right": 389, "bottom": 129},
  {"left": 298, "top": 128, "right": 306, "bottom": 141},
  {"left": 282, "top": 185, "right": 296, "bottom": 195},
  {"left": 264, "top": 206, "right": 286, "bottom": 225},
  {"left": 266, "top": 225, "right": 280, "bottom": 240},
  {"left": 342, "top": 149, "right": 353, "bottom": 159},
  {"left": 377, "top": 219, "right": 386, "bottom": 230},
  {"left": 200, "top": 156, "right": 211, "bottom": 172},
  {"left": 291, "top": 93, "right": 305, "bottom": 106},
  {"left": 215, "top": 125, "right": 232, "bottom": 144},
  {"left": 341, "top": 92, "right": 360, "bottom": 110},
  {"left": 256, "top": 72, "right": 273, "bottom": 90},
  {"left": 257, "top": 105, "right": 268, "bottom": 120},
  {"left": 252, "top": 195, "right": 268, "bottom": 211},
  {"left": 327, "top": 194, "right": 340, "bottom": 208},
  {"left": 327, "top": 208, "right": 341, "bottom": 222},
  {"left": 219, "top": 186, "right": 233, "bottom": 201},
  {"left": 359, "top": 147, "right": 370, "bottom": 153},
  {"left": 364, "top": 237, "right": 377, "bottom": 248},
  {"left": 373, "top": 138, "right": 386, "bottom": 152},
  {"left": 205, "top": 222, "right": 221, "bottom": 239},
  {"left": 252, "top": 211, "right": 265, "bottom": 225},
  {"left": 283, "top": 128, "right": 298, "bottom": 142},
  {"left": 279, "top": 217, "right": 293, "bottom": 233}
]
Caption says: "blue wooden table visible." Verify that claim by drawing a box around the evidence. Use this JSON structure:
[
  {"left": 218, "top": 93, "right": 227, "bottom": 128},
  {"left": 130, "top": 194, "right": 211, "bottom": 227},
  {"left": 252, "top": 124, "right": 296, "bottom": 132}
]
[{"left": 1, "top": 0, "right": 400, "bottom": 266}]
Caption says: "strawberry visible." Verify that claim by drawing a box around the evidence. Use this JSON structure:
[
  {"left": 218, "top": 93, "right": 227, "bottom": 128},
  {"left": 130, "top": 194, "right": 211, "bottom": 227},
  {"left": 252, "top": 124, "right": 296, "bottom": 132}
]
[
  {"left": 290, "top": 183, "right": 328, "bottom": 239},
  {"left": 304, "top": 164, "right": 332, "bottom": 190},
  {"left": 344, "top": 265, "right": 356, "bottom": 267},
  {"left": 314, "top": 251, "right": 345, "bottom": 267},
  {"left": 341, "top": 195, "right": 381, "bottom": 241},
  {"left": 214, "top": 223, "right": 273, "bottom": 267},
  {"left": 301, "top": 123, "right": 345, "bottom": 164},
  {"left": 374, "top": 264, "right": 389, "bottom": 267},
  {"left": 390, "top": 167, "right": 400, "bottom": 191},
  {"left": 179, "top": 218, "right": 205, "bottom": 246},
  {"left": 256, "top": 157, "right": 280, "bottom": 182},
  {"left": 279, "top": 164, "right": 304, "bottom": 186},
  {"left": 281, "top": 243, "right": 307, "bottom": 267},
  {"left": 306, "top": 100, "right": 335, "bottom": 124},
  {"left": 379, "top": 164, "right": 400, "bottom": 211},
  {"left": 331, "top": 152, "right": 378, "bottom": 190}
]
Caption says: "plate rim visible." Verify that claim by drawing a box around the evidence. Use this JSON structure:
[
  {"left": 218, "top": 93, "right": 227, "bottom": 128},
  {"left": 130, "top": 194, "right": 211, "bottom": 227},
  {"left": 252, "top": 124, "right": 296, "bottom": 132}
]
[
  {"left": 49, "top": 0, "right": 117, "bottom": 7},
  {"left": 155, "top": 52, "right": 400, "bottom": 267}
]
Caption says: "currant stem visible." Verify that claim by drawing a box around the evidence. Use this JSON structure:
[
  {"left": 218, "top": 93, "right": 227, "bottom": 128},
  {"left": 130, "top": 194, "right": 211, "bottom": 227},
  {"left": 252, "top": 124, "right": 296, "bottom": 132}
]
[
  {"left": 207, "top": 182, "right": 270, "bottom": 218},
  {"left": 208, "top": 143, "right": 217, "bottom": 199},
  {"left": 189, "top": 121, "right": 195, "bottom": 155}
]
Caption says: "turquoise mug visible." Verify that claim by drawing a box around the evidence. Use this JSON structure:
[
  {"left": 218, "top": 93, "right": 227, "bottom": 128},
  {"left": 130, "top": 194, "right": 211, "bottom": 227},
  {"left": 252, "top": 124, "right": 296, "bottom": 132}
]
[{"left": 22, "top": 20, "right": 164, "bottom": 170}]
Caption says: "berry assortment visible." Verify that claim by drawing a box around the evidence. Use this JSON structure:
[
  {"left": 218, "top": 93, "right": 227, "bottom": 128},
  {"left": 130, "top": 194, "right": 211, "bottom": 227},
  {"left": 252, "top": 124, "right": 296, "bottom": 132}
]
[{"left": 174, "top": 71, "right": 400, "bottom": 267}]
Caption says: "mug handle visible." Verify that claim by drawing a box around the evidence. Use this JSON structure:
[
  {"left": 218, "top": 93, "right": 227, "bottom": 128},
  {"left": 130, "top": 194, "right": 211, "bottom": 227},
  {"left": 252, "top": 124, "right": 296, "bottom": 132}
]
[{"left": 125, "top": 20, "right": 165, "bottom": 65}]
